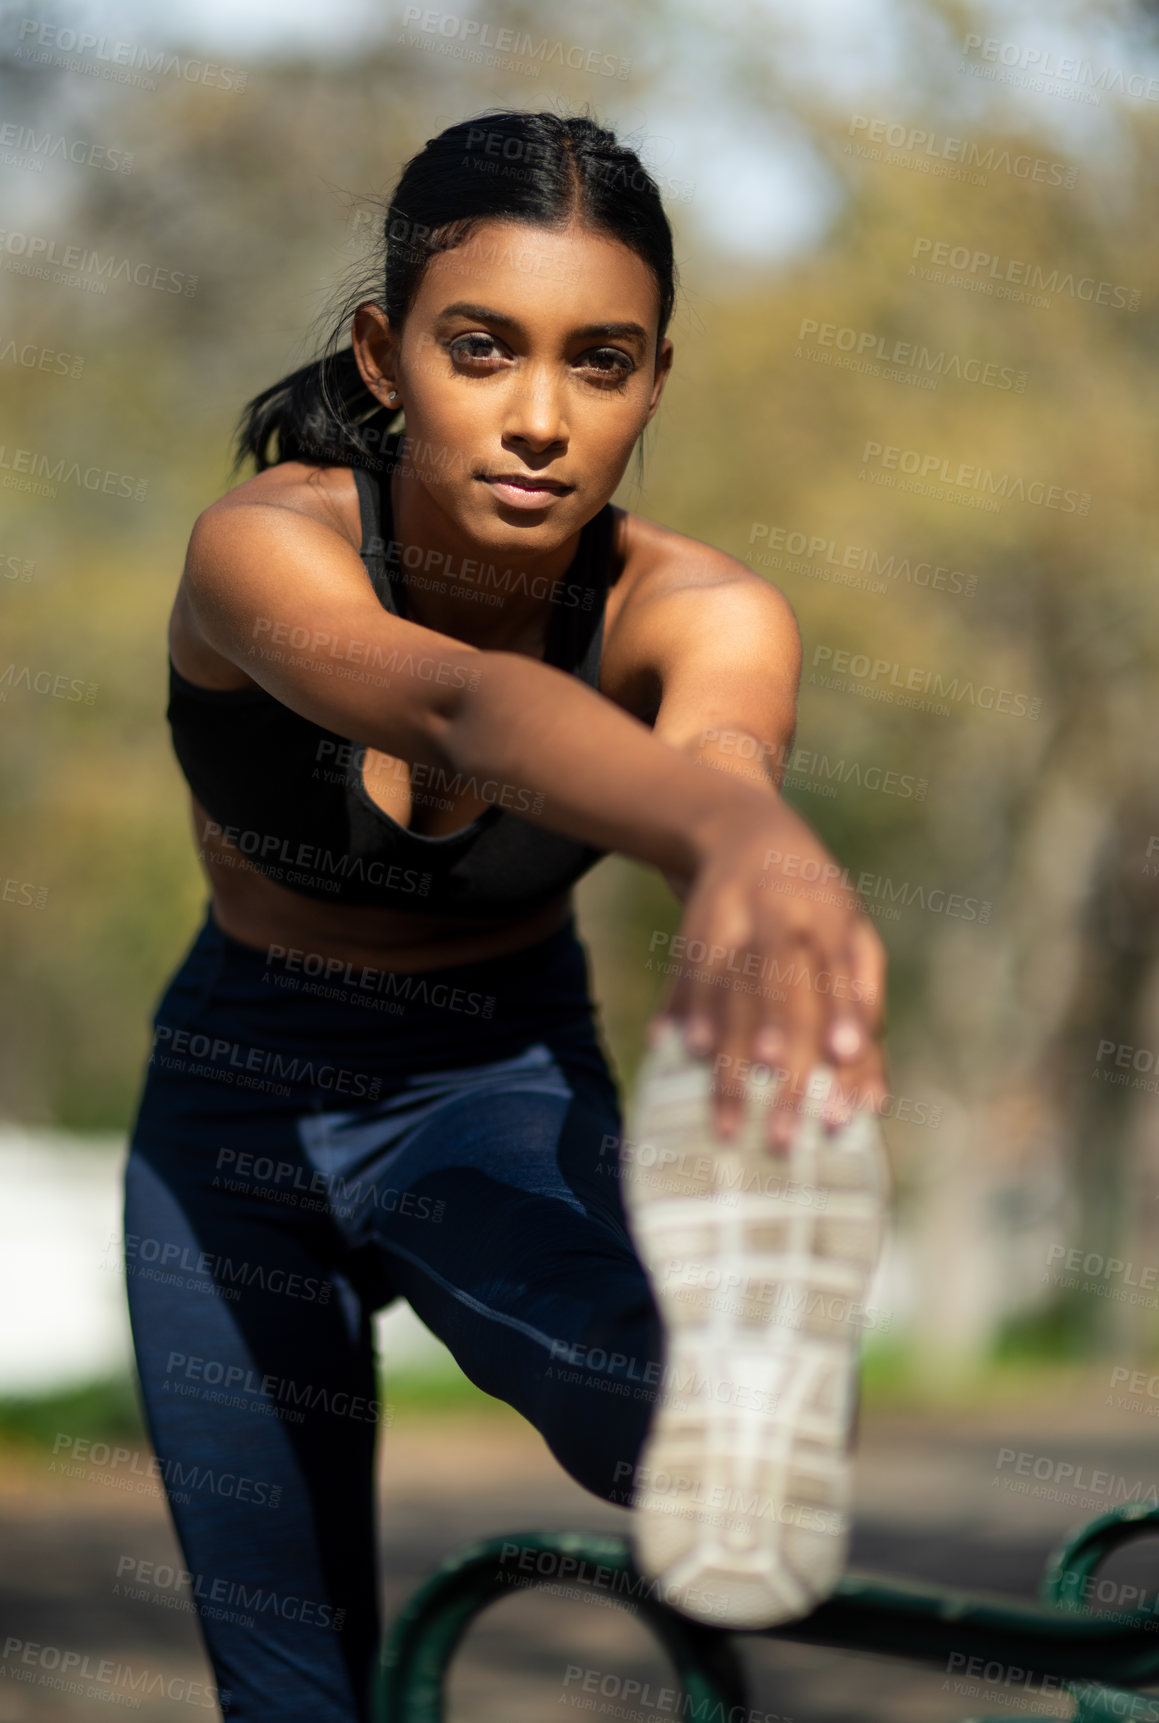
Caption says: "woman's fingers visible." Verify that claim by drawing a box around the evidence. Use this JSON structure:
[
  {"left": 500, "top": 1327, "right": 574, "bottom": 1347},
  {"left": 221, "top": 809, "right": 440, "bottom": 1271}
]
[
  {"left": 823, "top": 914, "right": 889, "bottom": 1118},
  {"left": 645, "top": 823, "right": 890, "bottom": 1153},
  {"left": 706, "top": 961, "right": 762, "bottom": 1142}
]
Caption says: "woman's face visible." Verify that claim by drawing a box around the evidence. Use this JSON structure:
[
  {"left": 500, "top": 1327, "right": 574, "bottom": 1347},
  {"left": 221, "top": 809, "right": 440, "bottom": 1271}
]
[{"left": 355, "top": 217, "right": 673, "bottom": 554}]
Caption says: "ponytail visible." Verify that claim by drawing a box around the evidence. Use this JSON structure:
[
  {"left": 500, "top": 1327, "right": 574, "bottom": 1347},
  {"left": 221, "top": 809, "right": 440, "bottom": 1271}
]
[{"left": 230, "top": 346, "right": 398, "bottom": 477}]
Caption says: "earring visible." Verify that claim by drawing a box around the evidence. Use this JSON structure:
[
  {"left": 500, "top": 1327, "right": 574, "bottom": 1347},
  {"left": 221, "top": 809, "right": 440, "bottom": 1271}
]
[{"left": 388, "top": 390, "right": 398, "bottom": 403}]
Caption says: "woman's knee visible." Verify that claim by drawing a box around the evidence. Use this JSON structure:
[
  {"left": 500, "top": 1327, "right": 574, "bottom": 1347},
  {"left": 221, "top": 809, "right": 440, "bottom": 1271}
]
[
  {"left": 542, "top": 1367, "right": 659, "bottom": 1505},
  {"left": 534, "top": 1286, "right": 662, "bottom": 1503}
]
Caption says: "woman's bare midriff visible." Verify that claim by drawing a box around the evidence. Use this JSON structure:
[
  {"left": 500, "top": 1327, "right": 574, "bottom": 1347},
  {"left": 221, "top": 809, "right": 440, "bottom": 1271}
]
[{"left": 196, "top": 796, "right": 576, "bottom": 972}]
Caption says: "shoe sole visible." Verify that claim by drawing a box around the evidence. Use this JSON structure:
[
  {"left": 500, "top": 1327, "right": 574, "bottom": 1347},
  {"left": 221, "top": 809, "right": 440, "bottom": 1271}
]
[{"left": 620, "top": 1021, "right": 890, "bottom": 1629}]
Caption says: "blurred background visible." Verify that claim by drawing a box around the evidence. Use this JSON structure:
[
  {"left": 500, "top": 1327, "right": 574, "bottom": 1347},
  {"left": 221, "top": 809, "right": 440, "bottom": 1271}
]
[{"left": 2, "top": 0, "right": 1159, "bottom": 1717}]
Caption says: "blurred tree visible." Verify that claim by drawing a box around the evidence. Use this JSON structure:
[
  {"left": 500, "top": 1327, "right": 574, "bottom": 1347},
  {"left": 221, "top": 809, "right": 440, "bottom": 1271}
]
[{"left": 1, "top": 0, "right": 1156, "bottom": 1374}]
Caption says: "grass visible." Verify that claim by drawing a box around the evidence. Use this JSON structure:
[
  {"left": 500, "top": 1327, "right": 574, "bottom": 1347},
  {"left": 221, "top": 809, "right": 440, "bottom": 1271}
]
[
  {"left": 0, "top": 1339, "right": 1124, "bottom": 1457},
  {"left": 0, "top": 1375, "right": 147, "bottom": 1450},
  {"left": 0, "top": 1362, "right": 512, "bottom": 1456}
]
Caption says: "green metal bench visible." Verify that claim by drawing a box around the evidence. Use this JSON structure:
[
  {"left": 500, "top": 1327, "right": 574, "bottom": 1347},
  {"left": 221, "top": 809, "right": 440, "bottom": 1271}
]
[{"left": 374, "top": 1504, "right": 1159, "bottom": 1722}]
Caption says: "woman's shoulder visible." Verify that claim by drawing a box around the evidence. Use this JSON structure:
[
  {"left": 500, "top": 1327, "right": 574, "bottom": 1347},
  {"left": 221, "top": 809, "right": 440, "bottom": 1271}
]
[
  {"left": 608, "top": 503, "right": 789, "bottom": 600},
  {"left": 170, "top": 461, "right": 367, "bottom": 691},
  {"left": 606, "top": 503, "right": 798, "bottom": 640},
  {"left": 197, "top": 459, "right": 364, "bottom": 552}
]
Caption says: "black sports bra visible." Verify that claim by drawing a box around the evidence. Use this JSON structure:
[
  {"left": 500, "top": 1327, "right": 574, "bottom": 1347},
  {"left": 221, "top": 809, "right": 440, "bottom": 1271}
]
[{"left": 167, "top": 434, "right": 614, "bottom": 918}]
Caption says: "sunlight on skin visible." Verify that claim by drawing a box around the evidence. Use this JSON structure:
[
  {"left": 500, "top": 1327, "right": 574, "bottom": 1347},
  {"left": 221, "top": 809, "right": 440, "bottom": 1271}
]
[{"left": 350, "top": 217, "right": 673, "bottom": 641}]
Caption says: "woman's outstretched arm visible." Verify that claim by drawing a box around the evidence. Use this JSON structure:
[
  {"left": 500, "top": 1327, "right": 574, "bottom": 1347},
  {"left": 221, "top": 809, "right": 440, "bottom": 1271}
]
[
  {"left": 441, "top": 548, "right": 886, "bottom": 1144},
  {"left": 185, "top": 501, "right": 887, "bottom": 1143}
]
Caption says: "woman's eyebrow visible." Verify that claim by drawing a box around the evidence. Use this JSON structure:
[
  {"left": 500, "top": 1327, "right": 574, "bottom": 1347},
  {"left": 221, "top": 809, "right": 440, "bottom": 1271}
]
[
  {"left": 435, "top": 301, "right": 648, "bottom": 347},
  {"left": 580, "top": 320, "right": 648, "bottom": 347}
]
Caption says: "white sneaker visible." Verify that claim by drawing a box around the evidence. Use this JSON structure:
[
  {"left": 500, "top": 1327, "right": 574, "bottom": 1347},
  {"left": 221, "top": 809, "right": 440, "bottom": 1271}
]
[{"left": 619, "top": 1020, "right": 890, "bottom": 1629}]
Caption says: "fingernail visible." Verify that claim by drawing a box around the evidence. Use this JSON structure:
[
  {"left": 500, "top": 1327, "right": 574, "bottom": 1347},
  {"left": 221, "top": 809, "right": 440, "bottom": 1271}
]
[
  {"left": 829, "top": 1020, "right": 862, "bottom": 1060},
  {"left": 685, "top": 1017, "right": 712, "bottom": 1055},
  {"left": 772, "top": 1108, "right": 797, "bottom": 1150},
  {"left": 754, "top": 1025, "right": 785, "bottom": 1062}
]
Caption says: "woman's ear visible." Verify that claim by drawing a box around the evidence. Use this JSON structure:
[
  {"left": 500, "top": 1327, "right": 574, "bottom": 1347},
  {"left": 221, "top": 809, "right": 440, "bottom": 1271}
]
[
  {"left": 644, "top": 336, "right": 674, "bottom": 427},
  {"left": 351, "top": 301, "right": 401, "bottom": 411}
]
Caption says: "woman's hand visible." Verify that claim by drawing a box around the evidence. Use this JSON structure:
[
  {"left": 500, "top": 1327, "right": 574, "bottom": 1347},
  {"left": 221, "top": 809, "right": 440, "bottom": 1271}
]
[{"left": 648, "top": 801, "right": 888, "bottom": 1151}]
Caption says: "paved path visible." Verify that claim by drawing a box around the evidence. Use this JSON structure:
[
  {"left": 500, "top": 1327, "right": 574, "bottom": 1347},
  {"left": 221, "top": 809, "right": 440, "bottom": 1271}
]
[{"left": 1, "top": 1377, "right": 1157, "bottom": 1721}]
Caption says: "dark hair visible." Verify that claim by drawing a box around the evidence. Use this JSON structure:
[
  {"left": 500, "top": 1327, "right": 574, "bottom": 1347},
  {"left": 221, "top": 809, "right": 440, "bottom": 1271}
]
[{"left": 230, "top": 109, "right": 678, "bottom": 477}]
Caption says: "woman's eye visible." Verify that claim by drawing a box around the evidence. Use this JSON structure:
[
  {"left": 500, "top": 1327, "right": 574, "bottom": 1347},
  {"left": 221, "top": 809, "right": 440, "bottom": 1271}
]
[
  {"left": 446, "top": 335, "right": 634, "bottom": 384},
  {"left": 449, "top": 333, "right": 504, "bottom": 363},
  {"left": 579, "top": 348, "right": 634, "bottom": 385}
]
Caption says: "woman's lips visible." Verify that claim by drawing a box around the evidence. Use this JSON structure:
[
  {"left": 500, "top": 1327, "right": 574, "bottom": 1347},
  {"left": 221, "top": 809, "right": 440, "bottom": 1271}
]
[{"left": 481, "top": 475, "right": 572, "bottom": 510}]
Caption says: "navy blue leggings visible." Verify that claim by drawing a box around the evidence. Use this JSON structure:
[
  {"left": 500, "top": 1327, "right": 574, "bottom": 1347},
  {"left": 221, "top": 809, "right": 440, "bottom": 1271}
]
[{"left": 124, "top": 905, "right": 663, "bottom": 1721}]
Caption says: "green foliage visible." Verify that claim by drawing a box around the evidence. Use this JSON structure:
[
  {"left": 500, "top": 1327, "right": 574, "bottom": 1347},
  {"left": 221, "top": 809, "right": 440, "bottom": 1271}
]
[
  {"left": 0, "top": 1364, "right": 505, "bottom": 1454},
  {"left": 0, "top": 1375, "right": 146, "bottom": 1450},
  {"left": 3, "top": 2, "right": 1158, "bottom": 1367}
]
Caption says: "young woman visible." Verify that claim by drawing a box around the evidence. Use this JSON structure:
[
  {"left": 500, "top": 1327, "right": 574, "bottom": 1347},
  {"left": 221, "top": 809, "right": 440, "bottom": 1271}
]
[{"left": 125, "top": 110, "right": 888, "bottom": 1721}]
